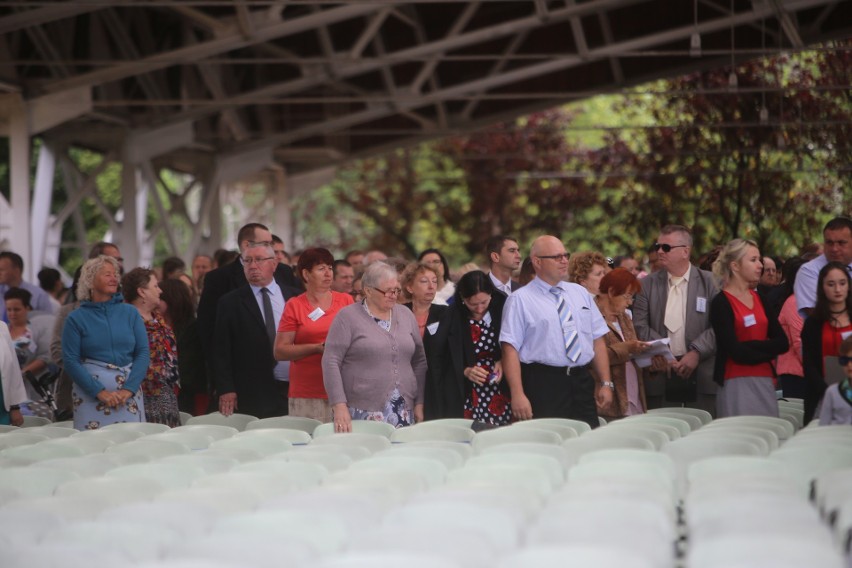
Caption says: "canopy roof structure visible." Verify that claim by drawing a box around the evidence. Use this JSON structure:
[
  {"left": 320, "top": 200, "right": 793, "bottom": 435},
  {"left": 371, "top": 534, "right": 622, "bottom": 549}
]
[{"left": 0, "top": 0, "right": 849, "bottom": 271}]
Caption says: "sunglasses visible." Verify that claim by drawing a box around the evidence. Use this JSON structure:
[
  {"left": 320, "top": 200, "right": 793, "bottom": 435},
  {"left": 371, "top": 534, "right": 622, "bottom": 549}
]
[
  {"left": 653, "top": 243, "right": 688, "bottom": 253},
  {"left": 840, "top": 356, "right": 852, "bottom": 366}
]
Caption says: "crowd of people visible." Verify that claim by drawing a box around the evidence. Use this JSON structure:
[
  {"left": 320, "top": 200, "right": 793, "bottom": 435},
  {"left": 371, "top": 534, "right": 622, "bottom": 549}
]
[{"left": 1, "top": 215, "right": 851, "bottom": 431}]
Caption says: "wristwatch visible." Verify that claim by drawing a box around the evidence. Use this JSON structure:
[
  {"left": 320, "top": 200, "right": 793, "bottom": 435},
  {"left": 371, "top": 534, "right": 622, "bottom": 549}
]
[
  {"left": 9, "top": 405, "right": 20, "bottom": 410},
  {"left": 599, "top": 381, "right": 615, "bottom": 389}
]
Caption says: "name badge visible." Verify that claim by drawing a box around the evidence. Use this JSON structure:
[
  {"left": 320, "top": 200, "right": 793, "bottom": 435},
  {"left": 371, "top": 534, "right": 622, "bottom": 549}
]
[
  {"left": 307, "top": 307, "right": 325, "bottom": 321},
  {"left": 696, "top": 297, "right": 707, "bottom": 313},
  {"left": 427, "top": 322, "right": 440, "bottom": 336},
  {"left": 842, "top": 331, "right": 852, "bottom": 340},
  {"left": 743, "top": 314, "right": 757, "bottom": 328}
]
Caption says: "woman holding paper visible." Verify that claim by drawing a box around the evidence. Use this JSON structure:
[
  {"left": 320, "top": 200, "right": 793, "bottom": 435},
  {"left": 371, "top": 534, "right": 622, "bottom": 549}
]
[
  {"left": 801, "top": 261, "right": 852, "bottom": 424},
  {"left": 275, "top": 247, "right": 353, "bottom": 422},
  {"left": 592, "top": 268, "right": 650, "bottom": 419},
  {"left": 710, "top": 239, "right": 788, "bottom": 418}
]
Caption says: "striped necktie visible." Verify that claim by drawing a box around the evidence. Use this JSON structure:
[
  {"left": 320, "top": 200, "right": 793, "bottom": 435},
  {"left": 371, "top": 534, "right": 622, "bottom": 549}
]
[{"left": 550, "top": 286, "right": 581, "bottom": 363}]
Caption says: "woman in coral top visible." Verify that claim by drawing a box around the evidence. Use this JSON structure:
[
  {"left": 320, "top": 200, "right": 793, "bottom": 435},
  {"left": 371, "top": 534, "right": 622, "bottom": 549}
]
[
  {"left": 801, "top": 261, "right": 852, "bottom": 424},
  {"left": 274, "top": 248, "right": 353, "bottom": 422},
  {"left": 710, "top": 239, "right": 789, "bottom": 418}
]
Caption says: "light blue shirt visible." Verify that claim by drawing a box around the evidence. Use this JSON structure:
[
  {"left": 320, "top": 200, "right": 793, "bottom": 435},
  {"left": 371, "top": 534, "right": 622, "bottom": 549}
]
[
  {"left": 500, "top": 276, "right": 608, "bottom": 367},
  {"left": 793, "top": 255, "right": 852, "bottom": 317},
  {"left": 249, "top": 280, "right": 290, "bottom": 382}
]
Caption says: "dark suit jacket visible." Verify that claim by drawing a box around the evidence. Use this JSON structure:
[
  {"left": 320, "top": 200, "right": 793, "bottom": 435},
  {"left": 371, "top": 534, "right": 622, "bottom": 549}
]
[
  {"left": 211, "top": 282, "right": 300, "bottom": 418},
  {"left": 632, "top": 265, "right": 719, "bottom": 396},
  {"left": 801, "top": 315, "right": 832, "bottom": 423},
  {"left": 198, "top": 260, "right": 300, "bottom": 365},
  {"left": 424, "top": 292, "right": 507, "bottom": 420}
]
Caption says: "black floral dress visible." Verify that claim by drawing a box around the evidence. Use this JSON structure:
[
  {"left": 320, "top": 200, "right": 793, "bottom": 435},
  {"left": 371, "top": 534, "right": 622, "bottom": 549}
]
[{"left": 463, "top": 313, "right": 512, "bottom": 425}]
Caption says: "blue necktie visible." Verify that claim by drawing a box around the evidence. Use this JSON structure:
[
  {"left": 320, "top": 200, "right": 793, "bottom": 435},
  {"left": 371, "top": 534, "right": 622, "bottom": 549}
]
[{"left": 550, "top": 286, "right": 581, "bottom": 363}]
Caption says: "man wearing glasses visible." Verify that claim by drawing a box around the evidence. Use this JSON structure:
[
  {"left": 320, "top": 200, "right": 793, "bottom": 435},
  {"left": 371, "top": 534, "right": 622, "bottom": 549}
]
[
  {"left": 500, "top": 235, "right": 613, "bottom": 429},
  {"left": 197, "top": 222, "right": 301, "bottom": 410},
  {"left": 212, "top": 241, "right": 300, "bottom": 418},
  {"left": 632, "top": 225, "right": 718, "bottom": 415}
]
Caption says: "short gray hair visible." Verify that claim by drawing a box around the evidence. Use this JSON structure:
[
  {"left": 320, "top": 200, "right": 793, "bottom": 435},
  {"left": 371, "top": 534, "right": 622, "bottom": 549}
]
[
  {"left": 77, "top": 255, "right": 121, "bottom": 301},
  {"left": 242, "top": 242, "right": 274, "bottom": 259},
  {"left": 361, "top": 261, "right": 397, "bottom": 290}
]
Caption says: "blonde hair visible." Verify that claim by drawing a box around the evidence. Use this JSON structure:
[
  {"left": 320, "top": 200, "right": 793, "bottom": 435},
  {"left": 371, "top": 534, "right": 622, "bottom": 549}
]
[
  {"left": 77, "top": 255, "right": 121, "bottom": 301},
  {"left": 712, "top": 238, "right": 758, "bottom": 283}
]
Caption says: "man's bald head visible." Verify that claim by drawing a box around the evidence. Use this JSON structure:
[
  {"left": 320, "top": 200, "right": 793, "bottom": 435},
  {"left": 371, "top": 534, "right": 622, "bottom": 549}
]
[{"left": 530, "top": 235, "right": 569, "bottom": 285}]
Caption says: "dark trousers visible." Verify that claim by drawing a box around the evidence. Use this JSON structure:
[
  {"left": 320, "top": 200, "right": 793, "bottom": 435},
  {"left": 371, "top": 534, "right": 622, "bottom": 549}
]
[
  {"left": 276, "top": 380, "right": 290, "bottom": 416},
  {"left": 521, "top": 362, "right": 599, "bottom": 429},
  {"left": 779, "top": 373, "right": 808, "bottom": 400}
]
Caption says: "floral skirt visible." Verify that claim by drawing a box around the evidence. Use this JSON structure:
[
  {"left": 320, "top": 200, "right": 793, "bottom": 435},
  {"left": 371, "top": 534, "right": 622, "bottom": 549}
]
[
  {"left": 348, "top": 387, "right": 413, "bottom": 428},
  {"left": 144, "top": 387, "right": 181, "bottom": 428},
  {"left": 72, "top": 360, "right": 145, "bottom": 431}
]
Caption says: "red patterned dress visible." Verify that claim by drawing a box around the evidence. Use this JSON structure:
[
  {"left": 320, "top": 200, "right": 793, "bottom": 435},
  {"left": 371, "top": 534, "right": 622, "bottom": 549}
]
[
  {"left": 142, "top": 315, "right": 181, "bottom": 427},
  {"left": 463, "top": 314, "right": 512, "bottom": 425}
]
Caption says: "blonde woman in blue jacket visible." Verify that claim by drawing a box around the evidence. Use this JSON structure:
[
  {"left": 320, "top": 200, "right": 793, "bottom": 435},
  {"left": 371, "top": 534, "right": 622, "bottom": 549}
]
[{"left": 62, "top": 256, "right": 150, "bottom": 430}]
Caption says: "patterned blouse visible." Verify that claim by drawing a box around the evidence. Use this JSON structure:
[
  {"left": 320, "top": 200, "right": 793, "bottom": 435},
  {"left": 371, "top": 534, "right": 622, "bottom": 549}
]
[{"left": 142, "top": 316, "right": 180, "bottom": 397}]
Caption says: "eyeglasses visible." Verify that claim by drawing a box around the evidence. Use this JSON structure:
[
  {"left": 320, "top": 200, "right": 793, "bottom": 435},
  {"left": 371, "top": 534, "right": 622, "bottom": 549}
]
[
  {"left": 372, "top": 286, "right": 402, "bottom": 297},
  {"left": 839, "top": 356, "right": 852, "bottom": 366},
  {"left": 653, "top": 243, "right": 688, "bottom": 253},
  {"left": 536, "top": 253, "right": 570, "bottom": 261},
  {"left": 242, "top": 256, "right": 274, "bottom": 265}
]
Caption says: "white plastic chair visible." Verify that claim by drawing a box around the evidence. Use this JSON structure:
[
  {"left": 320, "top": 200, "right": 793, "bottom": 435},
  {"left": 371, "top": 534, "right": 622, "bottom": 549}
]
[
  {"left": 779, "top": 408, "right": 804, "bottom": 429},
  {"left": 322, "top": 469, "right": 428, "bottom": 505},
  {"left": 55, "top": 476, "right": 168, "bottom": 504},
  {"left": 210, "top": 510, "right": 352, "bottom": 555},
  {"left": 313, "top": 420, "right": 395, "bottom": 439},
  {"left": 72, "top": 428, "right": 144, "bottom": 444},
  {"left": 45, "top": 435, "right": 116, "bottom": 454},
  {"left": 166, "top": 534, "right": 317, "bottom": 568},
  {"left": 663, "top": 436, "right": 765, "bottom": 496},
  {"left": 102, "top": 422, "right": 170, "bottom": 435},
  {"left": 244, "top": 415, "right": 322, "bottom": 434},
  {"left": 1, "top": 439, "right": 85, "bottom": 463},
  {"left": 688, "top": 428, "right": 775, "bottom": 453},
  {"left": 0, "top": 466, "right": 81, "bottom": 498},
  {"left": 185, "top": 412, "right": 258, "bottom": 431},
  {"left": 375, "top": 445, "right": 465, "bottom": 470},
  {"left": 46, "top": 519, "right": 179, "bottom": 563},
  {"left": 390, "top": 422, "right": 475, "bottom": 443},
  {"left": 170, "top": 424, "right": 239, "bottom": 441},
  {"left": 639, "top": 409, "right": 704, "bottom": 430},
  {"left": 580, "top": 448, "right": 677, "bottom": 480},
  {"left": 105, "top": 462, "right": 208, "bottom": 490},
  {"left": 309, "top": 432, "right": 392, "bottom": 454},
  {"left": 388, "top": 440, "right": 473, "bottom": 461},
  {"left": 145, "top": 431, "right": 216, "bottom": 451},
  {"left": 0, "top": 431, "right": 49, "bottom": 450},
  {"left": 275, "top": 446, "right": 355, "bottom": 472},
  {"left": 471, "top": 426, "right": 563, "bottom": 452},
  {"left": 466, "top": 452, "right": 564, "bottom": 488},
  {"left": 568, "top": 458, "right": 676, "bottom": 499},
  {"left": 389, "top": 501, "right": 522, "bottom": 552},
  {"left": 154, "top": 486, "right": 261, "bottom": 515},
  {"left": 424, "top": 418, "right": 474, "bottom": 428},
  {"left": 192, "top": 470, "right": 318, "bottom": 497},
  {"left": 348, "top": 455, "right": 448, "bottom": 488},
  {"left": 622, "top": 414, "right": 692, "bottom": 436},
  {"left": 20, "top": 415, "right": 52, "bottom": 427},
  {"left": 687, "top": 455, "right": 786, "bottom": 485},
  {"left": 588, "top": 424, "right": 671, "bottom": 449},
  {"left": 37, "top": 453, "right": 129, "bottom": 477},
  {"left": 209, "top": 434, "right": 294, "bottom": 456},
  {"left": 446, "top": 463, "right": 556, "bottom": 497},
  {"left": 0, "top": 508, "right": 65, "bottom": 545},
  {"left": 812, "top": 467, "right": 852, "bottom": 517},
  {"left": 604, "top": 420, "right": 682, "bottom": 442},
  {"left": 51, "top": 420, "right": 74, "bottom": 428},
  {"left": 769, "top": 445, "right": 852, "bottom": 496},
  {"left": 511, "top": 420, "right": 579, "bottom": 440},
  {"left": 562, "top": 433, "right": 656, "bottom": 455},
  {"left": 647, "top": 406, "right": 713, "bottom": 425},
  {"left": 351, "top": 527, "right": 493, "bottom": 568},
  {"left": 231, "top": 459, "right": 330, "bottom": 487},
  {"left": 0, "top": 424, "right": 19, "bottom": 433},
  {"left": 8, "top": 426, "right": 76, "bottom": 439},
  {"left": 687, "top": 534, "right": 843, "bottom": 568},
  {"left": 99, "top": 500, "right": 218, "bottom": 538},
  {"left": 105, "top": 438, "right": 192, "bottom": 459},
  {"left": 234, "top": 427, "right": 312, "bottom": 445},
  {"left": 480, "top": 441, "right": 575, "bottom": 470},
  {"left": 317, "top": 552, "right": 460, "bottom": 568},
  {"left": 498, "top": 544, "right": 657, "bottom": 568},
  {"left": 156, "top": 453, "right": 239, "bottom": 475},
  {"left": 179, "top": 411, "right": 192, "bottom": 425},
  {"left": 554, "top": 478, "right": 677, "bottom": 523},
  {"left": 703, "top": 416, "right": 794, "bottom": 441},
  {"left": 515, "top": 417, "right": 592, "bottom": 435}
]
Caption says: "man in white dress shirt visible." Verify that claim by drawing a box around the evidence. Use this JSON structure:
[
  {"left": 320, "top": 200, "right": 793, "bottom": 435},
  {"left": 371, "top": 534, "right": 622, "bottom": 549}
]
[
  {"left": 794, "top": 217, "right": 852, "bottom": 318},
  {"left": 486, "top": 235, "right": 522, "bottom": 296}
]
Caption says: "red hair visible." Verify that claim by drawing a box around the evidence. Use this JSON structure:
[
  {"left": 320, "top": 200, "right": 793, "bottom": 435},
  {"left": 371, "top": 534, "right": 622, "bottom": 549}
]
[{"left": 599, "top": 267, "right": 641, "bottom": 296}]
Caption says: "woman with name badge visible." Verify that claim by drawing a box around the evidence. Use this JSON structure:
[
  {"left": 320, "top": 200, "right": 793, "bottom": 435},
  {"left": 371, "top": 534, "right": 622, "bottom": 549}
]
[
  {"left": 275, "top": 248, "right": 353, "bottom": 422},
  {"left": 709, "top": 239, "right": 788, "bottom": 418}
]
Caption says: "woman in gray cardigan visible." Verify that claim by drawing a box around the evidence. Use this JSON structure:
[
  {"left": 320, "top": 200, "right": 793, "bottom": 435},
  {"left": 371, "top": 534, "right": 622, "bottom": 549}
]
[{"left": 322, "top": 262, "right": 427, "bottom": 432}]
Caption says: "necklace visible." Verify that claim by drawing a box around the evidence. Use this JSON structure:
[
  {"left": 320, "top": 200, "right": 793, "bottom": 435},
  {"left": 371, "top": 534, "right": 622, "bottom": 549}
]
[{"left": 363, "top": 300, "right": 392, "bottom": 332}]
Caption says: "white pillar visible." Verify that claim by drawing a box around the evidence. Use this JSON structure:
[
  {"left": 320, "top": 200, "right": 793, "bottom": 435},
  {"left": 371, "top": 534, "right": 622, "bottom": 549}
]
[
  {"left": 271, "top": 169, "right": 293, "bottom": 250},
  {"left": 31, "top": 141, "right": 56, "bottom": 272},
  {"left": 116, "top": 147, "right": 141, "bottom": 269}
]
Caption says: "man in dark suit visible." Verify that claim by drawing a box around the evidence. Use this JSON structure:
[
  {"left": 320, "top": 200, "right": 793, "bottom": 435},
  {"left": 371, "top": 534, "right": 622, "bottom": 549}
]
[
  {"left": 213, "top": 241, "right": 300, "bottom": 418},
  {"left": 632, "top": 225, "right": 719, "bottom": 415},
  {"left": 485, "top": 235, "right": 522, "bottom": 295}
]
